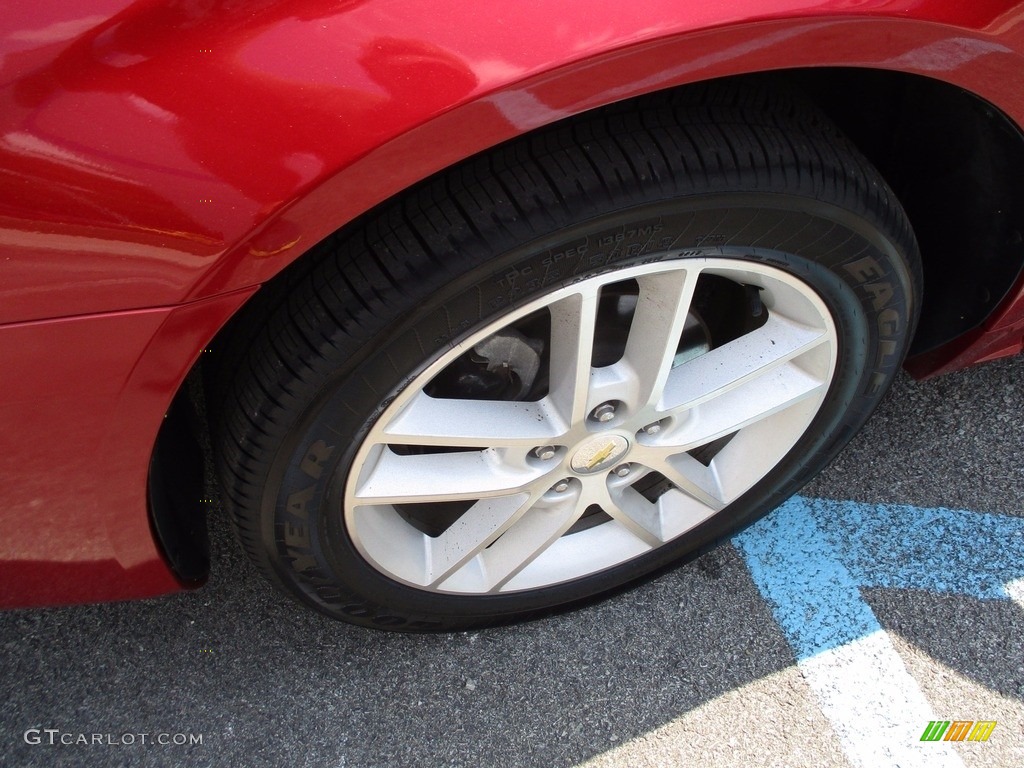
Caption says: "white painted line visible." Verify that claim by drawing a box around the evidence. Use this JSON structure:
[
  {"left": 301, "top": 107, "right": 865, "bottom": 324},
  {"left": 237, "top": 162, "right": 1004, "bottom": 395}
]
[
  {"left": 1006, "top": 577, "right": 1024, "bottom": 612},
  {"left": 800, "top": 631, "right": 963, "bottom": 768}
]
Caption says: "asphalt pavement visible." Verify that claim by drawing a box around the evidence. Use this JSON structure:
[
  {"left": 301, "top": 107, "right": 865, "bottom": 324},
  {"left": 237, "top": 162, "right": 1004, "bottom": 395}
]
[{"left": 2, "top": 356, "right": 1022, "bottom": 767}]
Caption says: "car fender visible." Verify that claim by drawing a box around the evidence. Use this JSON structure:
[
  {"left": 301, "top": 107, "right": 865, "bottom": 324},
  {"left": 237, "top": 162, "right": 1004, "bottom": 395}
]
[{"left": 3, "top": 0, "right": 1023, "bottom": 322}]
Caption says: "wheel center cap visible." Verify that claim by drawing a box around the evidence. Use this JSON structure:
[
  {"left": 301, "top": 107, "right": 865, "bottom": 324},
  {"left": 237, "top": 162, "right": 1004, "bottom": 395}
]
[{"left": 570, "top": 435, "right": 629, "bottom": 474}]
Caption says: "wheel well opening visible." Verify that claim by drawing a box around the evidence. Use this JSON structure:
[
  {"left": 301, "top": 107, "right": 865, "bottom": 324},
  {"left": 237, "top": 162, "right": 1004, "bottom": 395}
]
[
  {"left": 776, "top": 68, "right": 1024, "bottom": 355},
  {"left": 149, "top": 368, "right": 210, "bottom": 584},
  {"left": 154, "top": 67, "right": 1024, "bottom": 575}
]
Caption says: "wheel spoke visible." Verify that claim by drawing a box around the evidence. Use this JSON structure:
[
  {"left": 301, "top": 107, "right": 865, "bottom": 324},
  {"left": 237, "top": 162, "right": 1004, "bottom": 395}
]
[
  {"left": 662, "top": 360, "right": 827, "bottom": 451},
  {"left": 481, "top": 497, "right": 585, "bottom": 592},
  {"left": 590, "top": 478, "right": 664, "bottom": 548},
  {"left": 352, "top": 447, "right": 541, "bottom": 505},
  {"left": 707, "top": 397, "right": 824, "bottom": 502},
  {"left": 427, "top": 493, "right": 532, "bottom": 587},
  {"left": 547, "top": 286, "right": 601, "bottom": 424},
  {"left": 622, "top": 268, "right": 700, "bottom": 409},
  {"left": 637, "top": 451, "right": 727, "bottom": 511},
  {"left": 381, "top": 391, "right": 567, "bottom": 448},
  {"left": 660, "top": 313, "right": 828, "bottom": 412}
]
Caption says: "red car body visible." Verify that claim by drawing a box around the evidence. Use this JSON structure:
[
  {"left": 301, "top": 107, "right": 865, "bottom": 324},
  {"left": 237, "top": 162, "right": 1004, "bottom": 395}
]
[{"left": 3, "top": 0, "right": 1024, "bottom": 608}]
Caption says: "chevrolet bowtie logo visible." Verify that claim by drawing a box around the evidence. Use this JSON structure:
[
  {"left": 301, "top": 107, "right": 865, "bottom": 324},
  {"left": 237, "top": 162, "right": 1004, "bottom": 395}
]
[
  {"left": 570, "top": 434, "right": 629, "bottom": 474},
  {"left": 585, "top": 441, "right": 617, "bottom": 470}
]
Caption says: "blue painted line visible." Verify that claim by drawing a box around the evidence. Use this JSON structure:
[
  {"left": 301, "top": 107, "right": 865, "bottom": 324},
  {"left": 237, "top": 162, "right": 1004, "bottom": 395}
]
[
  {"left": 809, "top": 498, "right": 1024, "bottom": 600},
  {"left": 733, "top": 495, "right": 1024, "bottom": 660},
  {"left": 733, "top": 497, "right": 880, "bottom": 659}
]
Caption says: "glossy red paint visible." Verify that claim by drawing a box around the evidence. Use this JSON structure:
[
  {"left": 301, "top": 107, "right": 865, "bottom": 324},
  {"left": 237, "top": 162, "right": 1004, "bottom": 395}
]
[
  {"left": 906, "top": 274, "right": 1024, "bottom": 378},
  {"left": 0, "top": 289, "right": 255, "bottom": 608},
  {"left": 6, "top": 0, "right": 1024, "bottom": 323},
  {"left": 2, "top": 0, "right": 1024, "bottom": 606}
]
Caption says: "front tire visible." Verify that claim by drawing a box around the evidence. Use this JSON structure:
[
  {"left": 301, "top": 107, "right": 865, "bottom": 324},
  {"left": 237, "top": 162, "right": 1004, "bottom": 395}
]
[{"left": 214, "top": 86, "right": 920, "bottom": 630}]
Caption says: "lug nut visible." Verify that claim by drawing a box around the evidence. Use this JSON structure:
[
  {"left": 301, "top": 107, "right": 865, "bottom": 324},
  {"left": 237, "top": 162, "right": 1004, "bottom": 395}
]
[
  {"left": 614, "top": 464, "right": 631, "bottom": 478},
  {"left": 591, "top": 403, "right": 616, "bottom": 423},
  {"left": 643, "top": 422, "right": 662, "bottom": 435},
  {"left": 533, "top": 445, "right": 557, "bottom": 461},
  {"left": 552, "top": 480, "right": 570, "bottom": 493}
]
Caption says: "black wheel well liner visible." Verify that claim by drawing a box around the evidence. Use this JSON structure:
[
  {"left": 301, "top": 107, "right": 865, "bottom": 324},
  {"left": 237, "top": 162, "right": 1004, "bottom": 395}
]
[{"left": 783, "top": 68, "right": 1024, "bottom": 355}]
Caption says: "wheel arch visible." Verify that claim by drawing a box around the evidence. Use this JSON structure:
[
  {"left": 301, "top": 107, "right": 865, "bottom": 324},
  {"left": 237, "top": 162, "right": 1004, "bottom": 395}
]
[
  {"left": 185, "top": 12, "right": 1024, "bottom": 303},
  {"left": 153, "top": 23, "right": 1024, "bottom": 580},
  {"left": 198, "top": 64, "right": 1024, "bottom": 371}
]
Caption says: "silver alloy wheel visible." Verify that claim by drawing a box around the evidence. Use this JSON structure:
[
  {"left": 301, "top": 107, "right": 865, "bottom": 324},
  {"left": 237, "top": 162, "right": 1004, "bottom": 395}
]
[{"left": 344, "top": 258, "right": 838, "bottom": 594}]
